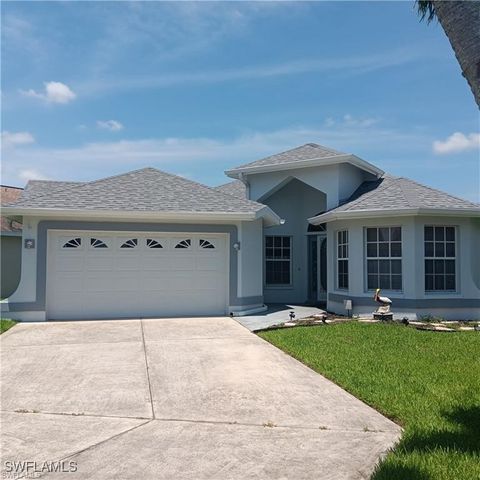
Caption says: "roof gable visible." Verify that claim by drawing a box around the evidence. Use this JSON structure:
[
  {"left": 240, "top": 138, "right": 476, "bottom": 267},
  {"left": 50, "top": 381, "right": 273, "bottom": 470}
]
[
  {"left": 232, "top": 143, "right": 346, "bottom": 170},
  {"left": 225, "top": 143, "right": 383, "bottom": 178}
]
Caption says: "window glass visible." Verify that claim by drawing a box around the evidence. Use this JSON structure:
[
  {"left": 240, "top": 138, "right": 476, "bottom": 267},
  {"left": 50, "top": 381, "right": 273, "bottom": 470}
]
[
  {"left": 265, "top": 236, "right": 291, "bottom": 285},
  {"left": 366, "top": 227, "right": 402, "bottom": 290}
]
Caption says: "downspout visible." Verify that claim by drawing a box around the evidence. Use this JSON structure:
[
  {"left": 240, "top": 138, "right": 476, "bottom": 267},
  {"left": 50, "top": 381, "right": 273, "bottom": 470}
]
[{"left": 239, "top": 173, "right": 250, "bottom": 200}]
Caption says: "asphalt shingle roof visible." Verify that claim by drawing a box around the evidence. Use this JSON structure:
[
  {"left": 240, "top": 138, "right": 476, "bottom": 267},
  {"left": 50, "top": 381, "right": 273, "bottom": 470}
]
[
  {"left": 214, "top": 180, "right": 247, "bottom": 198},
  {"left": 8, "top": 168, "right": 266, "bottom": 214},
  {"left": 322, "top": 175, "right": 479, "bottom": 216},
  {"left": 230, "top": 143, "right": 347, "bottom": 171}
]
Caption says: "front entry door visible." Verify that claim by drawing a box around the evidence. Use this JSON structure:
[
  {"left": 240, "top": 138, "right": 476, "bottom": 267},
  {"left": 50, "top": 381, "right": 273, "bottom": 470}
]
[{"left": 308, "top": 235, "right": 327, "bottom": 303}]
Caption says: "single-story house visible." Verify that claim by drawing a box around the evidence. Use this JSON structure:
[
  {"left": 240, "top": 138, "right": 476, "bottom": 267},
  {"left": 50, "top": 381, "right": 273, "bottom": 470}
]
[
  {"left": 1, "top": 185, "right": 23, "bottom": 298},
  {"left": 2, "top": 143, "right": 479, "bottom": 321}
]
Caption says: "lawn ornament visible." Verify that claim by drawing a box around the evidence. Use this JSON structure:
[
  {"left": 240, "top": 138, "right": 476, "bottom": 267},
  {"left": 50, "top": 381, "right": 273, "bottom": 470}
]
[{"left": 373, "top": 288, "right": 393, "bottom": 320}]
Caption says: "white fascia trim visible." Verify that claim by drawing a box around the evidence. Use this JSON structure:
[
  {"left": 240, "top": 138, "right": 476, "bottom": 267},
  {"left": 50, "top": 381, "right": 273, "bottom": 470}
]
[
  {"left": 1, "top": 207, "right": 263, "bottom": 223},
  {"left": 308, "top": 207, "right": 480, "bottom": 224},
  {"left": 256, "top": 206, "right": 282, "bottom": 227},
  {"left": 225, "top": 154, "right": 384, "bottom": 178}
]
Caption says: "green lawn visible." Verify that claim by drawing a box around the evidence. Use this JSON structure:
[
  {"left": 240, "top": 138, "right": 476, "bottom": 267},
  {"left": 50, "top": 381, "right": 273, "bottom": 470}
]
[
  {"left": 0, "top": 318, "right": 17, "bottom": 334},
  {"left": 259, "top": 323, "right": 480, "bottom": 480}
]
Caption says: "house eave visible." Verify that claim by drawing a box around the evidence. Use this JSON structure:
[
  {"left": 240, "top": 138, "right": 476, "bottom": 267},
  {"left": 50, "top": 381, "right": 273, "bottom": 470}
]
[
  {"left": 308, "top": 207, "right": 480, "bottom": 224},
  {"left": 1, "top": 206, "right": 281, "bottom": 226},
  {"left": 225, "top": 154, "right": 384, "bottom": 178}
]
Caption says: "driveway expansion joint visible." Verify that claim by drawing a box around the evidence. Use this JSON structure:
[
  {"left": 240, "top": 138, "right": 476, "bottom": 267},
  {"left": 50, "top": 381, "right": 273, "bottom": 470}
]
[
  {"left": 32, "top": 419, "right": 154, "bottom": 479},
  {"left": 140, "top": 319, "right": 156, "bottom": 419},
  {"left": 0, "top": 340, "right": 143, "bottom": 349},
  {"left": 152, "top": 417, "right": 398, "bottom": 434},
  {"left": 2, "top": 409, "right": 152, "bottom": 421}
]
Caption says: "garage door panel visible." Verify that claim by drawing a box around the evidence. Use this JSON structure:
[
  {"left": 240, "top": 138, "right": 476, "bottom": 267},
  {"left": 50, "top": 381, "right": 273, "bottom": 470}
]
[
  {"left": 114, "top": 256, "right": 141, "bottom": 271},
  {"left": 85, "top": 256, "right": 115, "bottom": 271},
  {"left": 195, "top": 257, "right": 225, "bottom": 271},
  {"left": 140, "top": 256, "right": 172, "bottom": 271},
  {"left": 53, "top": 256, "right": 84, "bottom": 272},
  {"left": 53, "top": 274, "right": 83, "bottom": 292},
  {"left": 47, "top": 232, "right": 228, "bottom": 319}
]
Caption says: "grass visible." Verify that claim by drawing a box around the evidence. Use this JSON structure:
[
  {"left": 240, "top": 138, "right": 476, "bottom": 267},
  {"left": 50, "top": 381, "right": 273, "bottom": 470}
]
[
  {"left": 0, "top": 318, "right": 17, "bottom": 334},
  {"left": 258, "top": 322, "right": 480, "bottom": 480}
]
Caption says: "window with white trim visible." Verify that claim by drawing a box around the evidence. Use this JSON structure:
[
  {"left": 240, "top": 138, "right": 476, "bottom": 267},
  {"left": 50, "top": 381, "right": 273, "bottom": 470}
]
[
  {"left": 366, "top": 227, "right": 402, "bottom": 290},
  {"left": 424, "top": 226, "right": 456, "bottom": 291},
  {"left": 337, "top": 230, "right": 349, "bottom": 289},
  {"left": 265, "top": 236, "right": 291, "bottom": 285}
]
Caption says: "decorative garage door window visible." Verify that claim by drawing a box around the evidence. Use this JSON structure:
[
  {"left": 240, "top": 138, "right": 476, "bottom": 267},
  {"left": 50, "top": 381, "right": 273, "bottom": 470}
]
[
  {"left": 175, "top": 239, "right": 191, "bottom": 249},
  {"left": 90, "top": 238, "right": 108, "bottom": 248},
  {"left": 120, "top": 238, "right": 138, "bottom": 249},
  {"left": 199, "top": 239, "right": 215, "bottom": 249},
  {"left": 146, "top": 239, "right": 163, "bottom": 249},
  {"left": 63, "top": 238, "right": 82, "bottom": 248}
]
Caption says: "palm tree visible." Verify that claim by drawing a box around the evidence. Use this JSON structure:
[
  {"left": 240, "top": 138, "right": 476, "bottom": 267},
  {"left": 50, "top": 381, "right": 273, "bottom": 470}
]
[{"left": 417, "top": 1, "right": 480, "bottom": 108}]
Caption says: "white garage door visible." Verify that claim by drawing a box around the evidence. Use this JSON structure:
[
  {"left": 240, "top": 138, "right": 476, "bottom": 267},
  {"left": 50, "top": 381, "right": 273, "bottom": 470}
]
[{"left": 47, "top": 231, "right": 229, "bottom": 320}]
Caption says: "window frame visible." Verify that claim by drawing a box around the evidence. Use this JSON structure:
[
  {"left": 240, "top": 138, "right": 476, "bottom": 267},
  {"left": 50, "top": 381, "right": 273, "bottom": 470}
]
[
  {"left": 364, "top": 226, "right": 403, "bottom": 292},
  {"left": 336, "top": 230, "right": 349, "bottom": 290},
  {"left": 264, "top": 235, "right": 293, "bottom": 287},
  {"left": 424, "top": 225, "right": 457, "bottom": 293}
]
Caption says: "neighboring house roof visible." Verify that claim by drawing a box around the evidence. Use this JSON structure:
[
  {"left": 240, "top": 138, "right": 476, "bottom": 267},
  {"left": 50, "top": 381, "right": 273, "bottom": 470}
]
[
  {"left": 4, "top": 168, "right": 280, "bottom": 225},
  {"left": 309, "top": 175, "right": 480, "bottom": 223},
  {"left": 1, "top": 185, "right": 23, "bottom": 234},
  {"left": 214, "top": 180, "right": 247, "bottom": 198},
  {"left": 225, "top": 143, "right": 384, "bottom": 178}
]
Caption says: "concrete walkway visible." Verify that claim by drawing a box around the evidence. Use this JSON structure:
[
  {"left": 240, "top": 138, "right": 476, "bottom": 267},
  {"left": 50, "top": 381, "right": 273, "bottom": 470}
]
[
  {"left": 236, "top": 303, "right": 327, "bottom": 331},
  {"left": 1, "top": 318, "right": 401, "bottom": 479}
]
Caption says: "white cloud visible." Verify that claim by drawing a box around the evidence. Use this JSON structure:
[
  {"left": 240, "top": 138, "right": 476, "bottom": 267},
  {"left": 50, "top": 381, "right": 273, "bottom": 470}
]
[
  {"left": 1, "top": 131, "right": 35, "bottom": 148},
  {"left": 342, "top": 114, "right": 379, "bottom": 128},
  {"left": 1, "top": 123, "right": 429, "bottom": 187},
  {"left": 324, "top": 114, "right": 379, "bottom": 129},
  {"left": 97, "top": 120, "right": 124, "bottom": 132},
  {"left": 21, "top": 81, "right": 76, "bottom": 104},
  {"left": 18, "top": 169, "right": 50, "bottom": 182},
  {"left": 433, "top": 132, "right": 480, "bottom": 155},
  {"left": 77, "top": 48, "right": 422, "bottom": 97}
]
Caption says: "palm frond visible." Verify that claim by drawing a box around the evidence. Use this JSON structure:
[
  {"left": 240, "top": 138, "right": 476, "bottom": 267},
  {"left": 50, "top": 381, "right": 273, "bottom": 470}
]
[{"left": 416, "top": 0, "right": 437, "bottom": 23}]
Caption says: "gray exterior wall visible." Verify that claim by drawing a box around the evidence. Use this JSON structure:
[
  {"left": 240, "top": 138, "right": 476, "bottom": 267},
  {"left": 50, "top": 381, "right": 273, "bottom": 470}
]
[
  {"left": 261, "top": 178, "right": 326, "bottom": 303},
  {"left": 3, "top": 217, "right": 265, "bottom": 321},
  {"left": 1, "top": 235, "right": 22, "bottom": 299},
  {"left": 326, "top": 216, "right": 480, "bottom": 320}
]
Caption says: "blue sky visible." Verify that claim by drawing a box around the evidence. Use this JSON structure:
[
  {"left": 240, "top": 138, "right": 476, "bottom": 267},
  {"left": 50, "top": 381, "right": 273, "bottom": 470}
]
[{"left": 2, "top": 1, "right": 479, "bottom": 201}]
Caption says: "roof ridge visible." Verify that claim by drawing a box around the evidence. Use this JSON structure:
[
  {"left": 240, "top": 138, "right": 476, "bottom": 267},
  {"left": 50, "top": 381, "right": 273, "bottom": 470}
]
[
  {"left": 16, "top": 168, "right": 156, "bottom": 204},
  {"left": 13, "top": 167, "right": 265, "bottom": 210},
  {"left": 27, "top": 179, "right": 83, "bottom": 184},
  {"left": 1, "top": 185, "right": 24, "bottom": 189}
]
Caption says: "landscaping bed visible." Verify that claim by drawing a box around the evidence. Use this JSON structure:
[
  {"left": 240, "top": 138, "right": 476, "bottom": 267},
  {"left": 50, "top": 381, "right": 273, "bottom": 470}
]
[{"left": 258, "top": 322, "right": 480, "bottom": 480}]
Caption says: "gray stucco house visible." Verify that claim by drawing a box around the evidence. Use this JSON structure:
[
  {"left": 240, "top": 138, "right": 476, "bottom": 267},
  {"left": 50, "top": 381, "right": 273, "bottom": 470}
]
[{"left": 2, "top": 143, "right": 479, "bottom": 321}]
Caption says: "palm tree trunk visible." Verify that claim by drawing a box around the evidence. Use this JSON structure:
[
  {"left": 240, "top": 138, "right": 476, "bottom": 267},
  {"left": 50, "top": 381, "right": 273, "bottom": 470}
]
[{"left": 433, "top": 1, "right": 480, "bottom": 108}]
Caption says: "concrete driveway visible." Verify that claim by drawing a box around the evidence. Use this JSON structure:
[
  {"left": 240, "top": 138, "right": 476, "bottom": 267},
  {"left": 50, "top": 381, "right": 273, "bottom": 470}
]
[{"left": 1, "top": 318, "right": 401, "bottom": 479}]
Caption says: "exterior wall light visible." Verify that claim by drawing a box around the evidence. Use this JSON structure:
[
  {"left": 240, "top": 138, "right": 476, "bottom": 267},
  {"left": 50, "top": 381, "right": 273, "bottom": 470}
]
[
  {"left": 280, "top": 219, "right": 286, "bottom": 225},
  {"left": 233, "top": 242, "right": 241, "bottom": 251}
]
